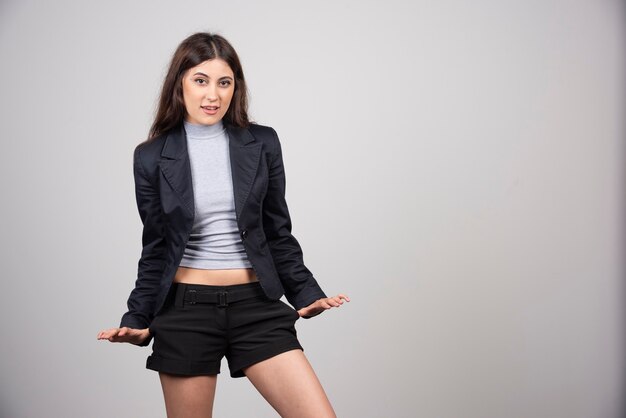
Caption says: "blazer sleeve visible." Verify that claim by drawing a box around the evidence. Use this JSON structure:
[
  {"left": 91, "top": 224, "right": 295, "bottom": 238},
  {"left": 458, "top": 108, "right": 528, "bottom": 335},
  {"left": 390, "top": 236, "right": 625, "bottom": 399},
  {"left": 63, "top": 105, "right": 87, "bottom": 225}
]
[
  {"left": 262, "top": 128, "right": 327, "bottom": 317},
  {"left": 119, "top": 145, "right": 167, "bottom": 346}
]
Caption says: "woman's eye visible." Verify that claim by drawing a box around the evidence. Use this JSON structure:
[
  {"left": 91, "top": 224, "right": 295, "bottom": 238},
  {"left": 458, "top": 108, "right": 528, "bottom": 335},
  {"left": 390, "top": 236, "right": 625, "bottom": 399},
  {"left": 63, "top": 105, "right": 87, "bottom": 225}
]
[
  {"left": 220, "top": 80, "right": 231, "bottom": 87},
  {"left": 195, "top": 79, "right": 207, "bottom": 85}
]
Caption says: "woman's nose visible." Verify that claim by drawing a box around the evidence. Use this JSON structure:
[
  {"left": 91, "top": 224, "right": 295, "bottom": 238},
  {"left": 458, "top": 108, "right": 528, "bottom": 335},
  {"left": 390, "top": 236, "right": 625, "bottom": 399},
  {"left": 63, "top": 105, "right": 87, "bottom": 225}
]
[{"left": 205, "top": 84, "right": 218, "bottom": 101}]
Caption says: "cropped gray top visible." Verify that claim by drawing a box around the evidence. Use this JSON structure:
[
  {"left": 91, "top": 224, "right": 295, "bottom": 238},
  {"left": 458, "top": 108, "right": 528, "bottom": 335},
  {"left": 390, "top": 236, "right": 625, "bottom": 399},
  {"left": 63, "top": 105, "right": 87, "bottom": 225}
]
[{"left": 178, "top": 119, "right": 253, "bottom": 270}]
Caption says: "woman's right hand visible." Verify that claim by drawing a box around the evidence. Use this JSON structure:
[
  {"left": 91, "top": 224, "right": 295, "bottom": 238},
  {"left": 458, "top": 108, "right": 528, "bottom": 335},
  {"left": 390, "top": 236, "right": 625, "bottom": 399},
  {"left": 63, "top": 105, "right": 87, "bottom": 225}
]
[{"left": 97, "top": 326, "right": 150, "bottom": 345}]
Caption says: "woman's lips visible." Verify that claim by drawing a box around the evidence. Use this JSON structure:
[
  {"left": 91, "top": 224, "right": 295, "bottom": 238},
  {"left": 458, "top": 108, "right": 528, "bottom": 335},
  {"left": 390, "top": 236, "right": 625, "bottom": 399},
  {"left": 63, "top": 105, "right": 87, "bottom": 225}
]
[{"left": 201, "top": 106, "right": 219, "bottom": 115}]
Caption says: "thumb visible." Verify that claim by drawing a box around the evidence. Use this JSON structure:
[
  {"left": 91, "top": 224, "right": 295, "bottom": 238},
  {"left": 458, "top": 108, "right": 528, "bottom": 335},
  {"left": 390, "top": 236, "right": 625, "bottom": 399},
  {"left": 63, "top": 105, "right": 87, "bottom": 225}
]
[{"left": 118, "top": 327, "right": 127, "bottom": 336}]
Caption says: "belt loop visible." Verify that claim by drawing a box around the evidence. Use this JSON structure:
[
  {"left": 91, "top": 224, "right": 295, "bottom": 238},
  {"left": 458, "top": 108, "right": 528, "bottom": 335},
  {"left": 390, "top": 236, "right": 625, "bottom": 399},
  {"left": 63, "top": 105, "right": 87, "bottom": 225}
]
[
  {"left": 174, "top": 283, "right": 187, "bottom": 308},
  {"left": 217, "top": 290, "right": 228, "bottom": 307},
  {"left": 188, "top": 289, "right": 197, "bottom": 304}
]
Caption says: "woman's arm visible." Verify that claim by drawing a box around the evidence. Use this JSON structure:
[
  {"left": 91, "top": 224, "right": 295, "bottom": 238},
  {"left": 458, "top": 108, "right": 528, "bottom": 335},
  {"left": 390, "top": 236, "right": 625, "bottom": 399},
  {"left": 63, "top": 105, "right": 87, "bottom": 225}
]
[
  {"left": 262, "top": 128, "right": 329, "bottom": 318},
  {"left": 118, "top": 145, "right": 168, "bottom": 346}
]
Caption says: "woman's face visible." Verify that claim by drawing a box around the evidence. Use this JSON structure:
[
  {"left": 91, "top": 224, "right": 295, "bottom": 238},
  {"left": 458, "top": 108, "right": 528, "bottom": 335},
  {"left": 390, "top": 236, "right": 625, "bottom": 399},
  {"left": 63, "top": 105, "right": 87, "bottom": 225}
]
[{"left": 182, "top": 58, "right": 235, "bottom": 125}]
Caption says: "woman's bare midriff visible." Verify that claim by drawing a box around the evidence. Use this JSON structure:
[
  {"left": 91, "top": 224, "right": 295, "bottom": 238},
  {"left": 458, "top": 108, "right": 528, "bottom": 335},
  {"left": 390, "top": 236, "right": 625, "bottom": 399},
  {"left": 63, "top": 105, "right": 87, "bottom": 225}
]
[{"left": 173, "top": 266, "right": 259, "bottom": 286}]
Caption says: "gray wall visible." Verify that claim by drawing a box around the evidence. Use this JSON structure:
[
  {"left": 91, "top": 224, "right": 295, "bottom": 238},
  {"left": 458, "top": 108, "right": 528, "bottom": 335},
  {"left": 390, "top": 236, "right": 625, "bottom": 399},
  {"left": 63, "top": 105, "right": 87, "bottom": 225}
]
[{"left": 0, "top": 1, "right": 623, "bottom": 417}]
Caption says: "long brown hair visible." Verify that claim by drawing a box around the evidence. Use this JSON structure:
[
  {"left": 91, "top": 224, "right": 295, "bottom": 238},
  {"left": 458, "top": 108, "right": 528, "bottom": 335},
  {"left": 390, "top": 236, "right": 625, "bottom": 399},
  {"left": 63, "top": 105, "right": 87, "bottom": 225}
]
[{"left": 145, "top": 32, "right": 250, "bottom": 142}]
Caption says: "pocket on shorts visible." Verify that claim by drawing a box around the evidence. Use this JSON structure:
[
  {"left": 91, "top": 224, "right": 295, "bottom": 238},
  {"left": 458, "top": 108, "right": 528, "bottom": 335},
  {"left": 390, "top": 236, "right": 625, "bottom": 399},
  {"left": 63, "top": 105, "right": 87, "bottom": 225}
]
[
  {"left": 148, "top": 306, "right": 169, "bottom": 336},
  {"left": 278, "top": 300, "right": 300, "bottom": 321}
]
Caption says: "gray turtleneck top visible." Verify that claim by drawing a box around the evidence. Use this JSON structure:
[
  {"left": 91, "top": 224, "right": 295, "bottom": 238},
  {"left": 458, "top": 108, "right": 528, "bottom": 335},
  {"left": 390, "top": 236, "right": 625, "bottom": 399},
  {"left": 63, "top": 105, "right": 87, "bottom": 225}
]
[{"left": 178, "top": 119, "right": 253, "bottom": 270}]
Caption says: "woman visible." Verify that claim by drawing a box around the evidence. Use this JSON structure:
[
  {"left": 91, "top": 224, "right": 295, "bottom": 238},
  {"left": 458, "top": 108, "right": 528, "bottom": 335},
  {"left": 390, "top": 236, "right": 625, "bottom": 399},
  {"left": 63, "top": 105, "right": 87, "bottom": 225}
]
[{"left": 97, "top": 32, "right": 349, "bottom": 417}]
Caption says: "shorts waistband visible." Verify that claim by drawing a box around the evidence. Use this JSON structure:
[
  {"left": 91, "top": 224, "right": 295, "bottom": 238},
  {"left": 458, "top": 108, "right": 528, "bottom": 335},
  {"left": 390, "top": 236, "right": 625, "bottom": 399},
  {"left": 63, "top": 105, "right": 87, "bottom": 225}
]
[{"left": 172, "top": 281, "right": 266, "bottom": 308}]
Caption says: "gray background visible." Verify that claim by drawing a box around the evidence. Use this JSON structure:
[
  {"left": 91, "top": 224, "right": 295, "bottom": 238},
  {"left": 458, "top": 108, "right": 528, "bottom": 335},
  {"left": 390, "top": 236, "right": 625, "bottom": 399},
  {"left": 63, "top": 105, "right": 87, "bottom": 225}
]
[{"left": 0, "top": 1, "right": 624, "bottom": 417}]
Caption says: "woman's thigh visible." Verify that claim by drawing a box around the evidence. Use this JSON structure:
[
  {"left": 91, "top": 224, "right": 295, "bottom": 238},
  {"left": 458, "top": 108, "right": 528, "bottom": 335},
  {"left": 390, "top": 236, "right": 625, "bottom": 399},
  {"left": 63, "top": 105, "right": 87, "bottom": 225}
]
[
  {"left": 159, "top": 372, "right": 218, "bottom": 418},
  {"left": 243, "top": 349, "right": 337, "bottom": 418}
]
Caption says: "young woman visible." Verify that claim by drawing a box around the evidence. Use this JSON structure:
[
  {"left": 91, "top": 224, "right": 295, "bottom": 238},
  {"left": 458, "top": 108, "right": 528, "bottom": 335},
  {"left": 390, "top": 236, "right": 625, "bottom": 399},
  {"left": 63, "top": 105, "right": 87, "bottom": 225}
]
[{"left": 97, "top": 32, "right": 349, "bottom": 418}]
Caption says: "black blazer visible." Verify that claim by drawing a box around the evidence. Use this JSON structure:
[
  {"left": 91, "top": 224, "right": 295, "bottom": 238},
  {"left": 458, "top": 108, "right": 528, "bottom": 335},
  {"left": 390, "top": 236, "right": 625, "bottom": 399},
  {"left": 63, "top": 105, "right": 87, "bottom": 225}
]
[{"left": 119, "top": 121, "right": 327, "bottom": 346}]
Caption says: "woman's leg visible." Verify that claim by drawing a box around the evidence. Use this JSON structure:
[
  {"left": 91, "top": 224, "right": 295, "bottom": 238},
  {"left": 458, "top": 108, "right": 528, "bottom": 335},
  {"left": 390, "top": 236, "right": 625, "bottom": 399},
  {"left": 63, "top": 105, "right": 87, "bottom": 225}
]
[
  {"left": 158, "top": 372, "right": 218, "bottom": 418},
  {"left": 243, "top": 349, "right": 336, "bottom": 418}
]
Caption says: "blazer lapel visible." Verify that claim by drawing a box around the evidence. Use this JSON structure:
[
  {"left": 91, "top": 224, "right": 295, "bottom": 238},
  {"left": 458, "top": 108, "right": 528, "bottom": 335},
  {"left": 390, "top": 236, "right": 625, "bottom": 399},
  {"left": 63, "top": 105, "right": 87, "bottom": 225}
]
[
  {"left": 225, "top": 122, "right": 263, "bottom": 221},
  {"left": 159, "top": 121, "right": 262, "bottom": 222}
]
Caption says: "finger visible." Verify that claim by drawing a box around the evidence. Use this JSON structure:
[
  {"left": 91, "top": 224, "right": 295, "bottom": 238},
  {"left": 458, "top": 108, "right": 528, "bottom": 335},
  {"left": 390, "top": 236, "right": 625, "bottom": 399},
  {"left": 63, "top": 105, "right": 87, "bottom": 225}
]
[
  {"left": 108, "top": 328, "right": 124, "bottom": 341},
  {"left": 99, "top": 329, "right": 117, "bottom": 339},
  {"left": 110, "top": 332, "right": 128, "bottom": 343},
  {"left": 98, "top": 331, "right": 111, "bottom": 340},
  {"left": 337, "top": 294, "right": 350, "bottom": 302},
  {"left": 326, "top": 298, "right": 341, "bottom": 307},
  {"left": 332, "top": 296, "right": 344, "bottom": 305},
  {"left": 320, "top": 300, "right": 332, "bottom": 309}
]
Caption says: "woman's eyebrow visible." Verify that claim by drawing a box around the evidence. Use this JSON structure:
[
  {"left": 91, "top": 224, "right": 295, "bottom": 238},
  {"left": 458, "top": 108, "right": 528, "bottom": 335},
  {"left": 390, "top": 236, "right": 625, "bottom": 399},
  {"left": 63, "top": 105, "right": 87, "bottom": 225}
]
[{"left": 192, "top": 72, "right": 233, "bottom": 80}]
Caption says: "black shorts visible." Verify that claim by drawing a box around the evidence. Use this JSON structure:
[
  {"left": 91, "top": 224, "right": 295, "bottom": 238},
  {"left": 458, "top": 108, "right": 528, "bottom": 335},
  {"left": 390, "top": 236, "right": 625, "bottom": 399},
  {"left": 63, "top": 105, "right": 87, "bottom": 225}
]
[{"left": 146, "top": 281, "right": 302, "bottom": 378}]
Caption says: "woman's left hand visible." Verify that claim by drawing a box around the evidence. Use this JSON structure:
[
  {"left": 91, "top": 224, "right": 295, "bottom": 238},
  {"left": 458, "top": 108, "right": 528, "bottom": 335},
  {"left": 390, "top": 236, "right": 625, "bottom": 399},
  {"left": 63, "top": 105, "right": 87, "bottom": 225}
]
[{"left": 297, "top": 294, "right": 350, "bottom": 318}]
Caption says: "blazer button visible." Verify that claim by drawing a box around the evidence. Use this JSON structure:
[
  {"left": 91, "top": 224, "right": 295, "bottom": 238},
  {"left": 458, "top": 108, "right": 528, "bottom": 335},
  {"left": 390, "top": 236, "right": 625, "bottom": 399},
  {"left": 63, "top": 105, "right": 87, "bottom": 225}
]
[{"left": 240, "top": 229, "right": 248, "bottom": 240}]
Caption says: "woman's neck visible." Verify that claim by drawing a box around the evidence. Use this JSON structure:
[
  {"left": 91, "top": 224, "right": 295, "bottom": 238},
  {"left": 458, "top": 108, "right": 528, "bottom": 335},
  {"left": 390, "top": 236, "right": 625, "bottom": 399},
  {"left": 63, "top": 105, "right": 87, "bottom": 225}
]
[{"left": 183, "top": 119, "right": 225, "bottom": 139}]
